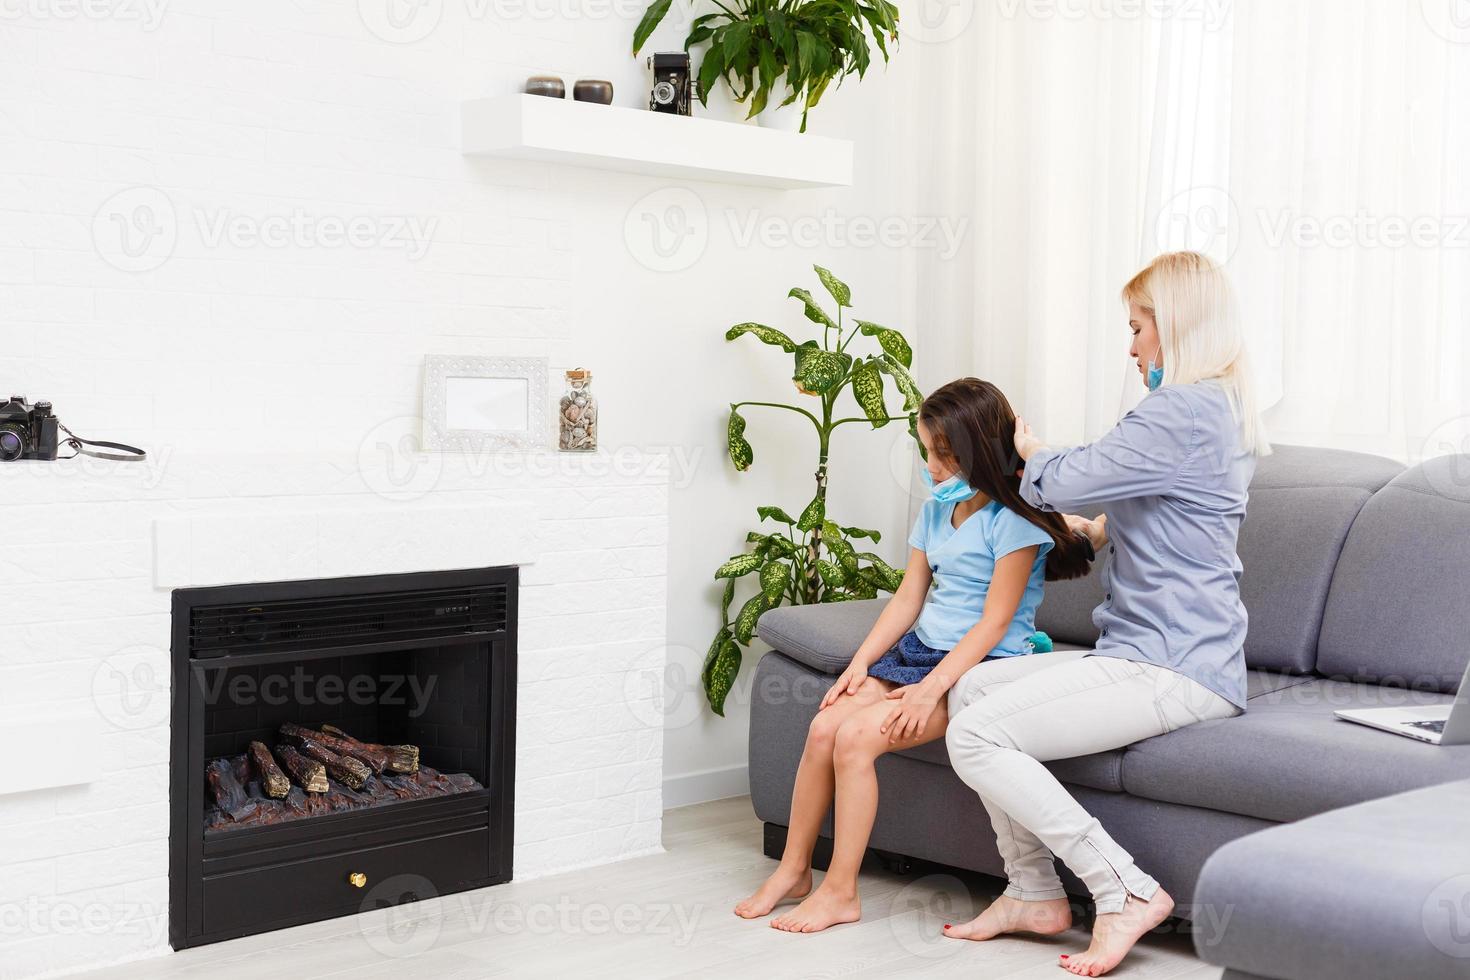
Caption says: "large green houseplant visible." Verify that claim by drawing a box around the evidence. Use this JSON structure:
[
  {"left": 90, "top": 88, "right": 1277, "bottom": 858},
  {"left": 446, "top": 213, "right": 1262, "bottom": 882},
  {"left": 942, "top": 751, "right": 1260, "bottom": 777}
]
[
  {"left": 702, "top": 265, "right": 923, "bottom": 714},
  {"left": 632, "top": 0, "right": 900, "bottom": 131}
]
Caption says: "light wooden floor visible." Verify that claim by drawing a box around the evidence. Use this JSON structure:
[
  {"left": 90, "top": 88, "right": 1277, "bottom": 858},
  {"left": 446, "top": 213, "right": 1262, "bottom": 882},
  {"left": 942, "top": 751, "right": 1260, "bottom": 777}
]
[{"left": 74, "top": 797, "right": 1223, "bottom": 979}]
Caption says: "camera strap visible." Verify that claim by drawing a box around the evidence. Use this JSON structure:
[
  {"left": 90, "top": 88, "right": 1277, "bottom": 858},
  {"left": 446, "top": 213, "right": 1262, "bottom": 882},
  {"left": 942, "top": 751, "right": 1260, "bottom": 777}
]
[{"left": 58, "top": 423, "right": 147, "bottom": 462}]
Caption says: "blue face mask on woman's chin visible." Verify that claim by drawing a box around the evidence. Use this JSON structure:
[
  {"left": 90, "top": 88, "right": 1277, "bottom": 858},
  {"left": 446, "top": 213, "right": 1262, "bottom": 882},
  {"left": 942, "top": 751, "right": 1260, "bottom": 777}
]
[
  {"left": 921, "top": 468, "right": 979, "bottom": 504},
  {"left": 1146, "top": 345, "right": 1164, "bottom": 391}
]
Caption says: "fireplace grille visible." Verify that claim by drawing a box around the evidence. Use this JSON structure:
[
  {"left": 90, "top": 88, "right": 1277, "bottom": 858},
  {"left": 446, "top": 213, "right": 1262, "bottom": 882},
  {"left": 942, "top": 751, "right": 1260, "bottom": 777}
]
[{"left": 187, "top": 583, "right": 508, "bottom": 656}]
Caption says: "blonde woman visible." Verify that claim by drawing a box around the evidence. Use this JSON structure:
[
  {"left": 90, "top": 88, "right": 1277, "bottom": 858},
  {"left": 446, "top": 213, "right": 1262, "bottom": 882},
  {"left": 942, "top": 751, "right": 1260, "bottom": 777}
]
[{"left": 940, "top": 252, "right": 1270, "bottom": 977}]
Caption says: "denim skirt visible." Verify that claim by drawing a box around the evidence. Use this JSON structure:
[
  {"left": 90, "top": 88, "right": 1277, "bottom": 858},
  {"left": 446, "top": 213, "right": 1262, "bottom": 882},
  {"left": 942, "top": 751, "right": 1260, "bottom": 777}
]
[{"left": 866, "top": 630, "right": 949, "bottom": 686}]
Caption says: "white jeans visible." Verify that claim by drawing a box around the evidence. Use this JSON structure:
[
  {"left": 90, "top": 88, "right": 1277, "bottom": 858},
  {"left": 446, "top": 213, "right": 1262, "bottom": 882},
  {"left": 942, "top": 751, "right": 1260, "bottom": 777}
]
[{"left": 945, "top": 650, "right": 1240, "bottom": 914}]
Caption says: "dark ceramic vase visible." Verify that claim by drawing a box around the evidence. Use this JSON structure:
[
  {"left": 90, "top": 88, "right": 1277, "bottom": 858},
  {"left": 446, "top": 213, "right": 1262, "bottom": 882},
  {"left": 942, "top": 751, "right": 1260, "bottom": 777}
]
[
  {"left": 525, "top": 76, "right": 565, "bottom": 99},
  {"left": 572, "top": 79, "right": 613, "bottom": 105}
]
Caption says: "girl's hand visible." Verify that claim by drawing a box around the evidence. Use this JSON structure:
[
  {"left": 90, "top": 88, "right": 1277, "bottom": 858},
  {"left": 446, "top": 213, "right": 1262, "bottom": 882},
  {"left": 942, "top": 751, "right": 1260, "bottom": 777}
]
[
  {"left": 1014, "top": 416, "right": 1045, "bottom": 462},
  {"left": 880, "top": 680, "right": 943, "bottom": 743},
  {"left": 820, "top": 663, "right": 869, "bottom": 709}
]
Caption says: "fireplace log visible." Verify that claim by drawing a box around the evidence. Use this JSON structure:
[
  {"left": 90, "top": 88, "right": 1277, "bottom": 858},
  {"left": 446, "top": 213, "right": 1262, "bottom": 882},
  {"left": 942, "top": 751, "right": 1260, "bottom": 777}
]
[
  {"left": 248, "top": 741, "right": 291, "bottom": 799},
  {"left": 206, "top": 758, "right": 258, "bottom": 819},
  {"left": 296, "top": 725, "right": 391, "bottom": 775},
  {"left": 321, "top": 724, "right": 420, "bottom": 774},
  {"left": 276, "top": 744, "right": 329, "bottom": 793},
  {"left": 294, "top": 739, "right": 372, "bottom": 791}
]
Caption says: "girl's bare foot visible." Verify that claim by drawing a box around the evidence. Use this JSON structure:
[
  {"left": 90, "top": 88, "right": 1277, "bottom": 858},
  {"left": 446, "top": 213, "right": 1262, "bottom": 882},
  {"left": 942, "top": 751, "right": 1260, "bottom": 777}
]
[
  {"left": 1059, "top": 887, "right": 1174, "bottom": 976},
  {"left": 943, "top": 894, "right": 1073, "bottom": 941},
  {"left": 769, "top": 882, "right": 861, "bottom": 933},
  {"left": 734, "top": 865, "right": 813, "bottom": 919}
]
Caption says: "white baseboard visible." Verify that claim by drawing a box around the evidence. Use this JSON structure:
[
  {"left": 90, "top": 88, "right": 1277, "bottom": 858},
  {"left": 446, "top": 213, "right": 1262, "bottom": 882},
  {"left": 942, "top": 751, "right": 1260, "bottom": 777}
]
[{"left": 662, "top": 764, "right": 749, "bottom": 810}]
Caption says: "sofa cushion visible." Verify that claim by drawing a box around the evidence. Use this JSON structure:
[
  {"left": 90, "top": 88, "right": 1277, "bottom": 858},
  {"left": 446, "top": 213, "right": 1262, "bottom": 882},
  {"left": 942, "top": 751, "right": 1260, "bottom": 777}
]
[
  {"left": 1193, "top": 779, "right": 1470, "bottom": 980},
  {"left": 1035, "top": 444, "right": 1402, "bottom": 671},
  {"left": 756, "top": 598, "right": 886, "bottom": 674},
  {"left": 1317, "top": 455, "right": 1470, "bottom": 692},
  {"left": 1120, "top": 678, "right": 1470, "bottom": 823}
]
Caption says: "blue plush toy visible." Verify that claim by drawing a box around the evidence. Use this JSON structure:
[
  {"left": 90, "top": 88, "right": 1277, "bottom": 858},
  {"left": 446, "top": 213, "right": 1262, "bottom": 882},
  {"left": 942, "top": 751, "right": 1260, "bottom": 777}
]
[{"left": 1023, "top": 630, "right": 1054, "bottom": 654}]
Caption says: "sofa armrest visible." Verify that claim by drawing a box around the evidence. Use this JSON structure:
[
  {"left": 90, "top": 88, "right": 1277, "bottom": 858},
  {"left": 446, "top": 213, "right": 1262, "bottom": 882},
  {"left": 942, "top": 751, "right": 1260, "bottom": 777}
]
[
  {"left": 1193, "top": 778, "right": 1470, "bottom": 980},
  {"left": 755, "top": 598, "right": 887, "bottom": 674}
]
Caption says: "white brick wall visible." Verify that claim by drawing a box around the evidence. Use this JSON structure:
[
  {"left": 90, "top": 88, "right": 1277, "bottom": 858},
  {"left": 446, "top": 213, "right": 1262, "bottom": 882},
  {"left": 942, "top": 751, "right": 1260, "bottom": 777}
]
[{"left": 0, "top": 452, "right": 668, "bottom": 979}]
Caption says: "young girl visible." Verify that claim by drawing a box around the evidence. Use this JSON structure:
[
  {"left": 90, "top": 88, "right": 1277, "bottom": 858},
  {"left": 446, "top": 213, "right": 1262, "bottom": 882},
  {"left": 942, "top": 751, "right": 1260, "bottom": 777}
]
[{"left": 733, "top": 377, "right": 1093, "bottom": 933}]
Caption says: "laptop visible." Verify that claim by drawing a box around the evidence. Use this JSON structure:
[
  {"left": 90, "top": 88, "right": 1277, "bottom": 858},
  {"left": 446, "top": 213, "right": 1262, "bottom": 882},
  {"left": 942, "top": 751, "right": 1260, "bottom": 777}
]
[{"left": 1334, "top": 659, "right": 1470, "bottom": 745}]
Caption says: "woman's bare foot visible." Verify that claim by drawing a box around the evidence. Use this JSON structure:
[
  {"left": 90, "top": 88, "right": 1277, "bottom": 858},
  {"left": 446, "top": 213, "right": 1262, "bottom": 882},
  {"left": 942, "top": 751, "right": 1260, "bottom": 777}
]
[
  {"left": 734, "top": 865, "right": 813, "bottom": 919},
  {"left": 769, "top": 882, "right": 861, "bottom": 933},
  {"left": 943, "top": 894, "right": 1073, "bottom": 941},
  {"left": 1059, "top": 888, "right": 1175, "bottom": 976}
]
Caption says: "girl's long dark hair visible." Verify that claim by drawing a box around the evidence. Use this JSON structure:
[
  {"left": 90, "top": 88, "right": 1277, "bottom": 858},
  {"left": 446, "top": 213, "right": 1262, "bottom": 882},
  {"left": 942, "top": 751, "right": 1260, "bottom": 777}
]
[{"left": 919, "top": 377, "right": 1093, "bottom": 581}]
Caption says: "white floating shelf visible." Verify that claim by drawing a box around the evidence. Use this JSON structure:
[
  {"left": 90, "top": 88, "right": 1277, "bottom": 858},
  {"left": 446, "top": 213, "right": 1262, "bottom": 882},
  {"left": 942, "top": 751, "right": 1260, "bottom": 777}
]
[{"left": 461, "top": 94, "right": 853, "bottom": 189}]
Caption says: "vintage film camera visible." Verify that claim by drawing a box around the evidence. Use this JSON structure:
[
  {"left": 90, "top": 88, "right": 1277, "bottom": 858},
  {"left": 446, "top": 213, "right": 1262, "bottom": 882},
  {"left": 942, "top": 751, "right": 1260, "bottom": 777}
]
[
  {"left": 647, "top": 52, "right": 692, "bottom": 116},
  {"left": 0, "top": 395, "right": 59, "bottom": 461}
]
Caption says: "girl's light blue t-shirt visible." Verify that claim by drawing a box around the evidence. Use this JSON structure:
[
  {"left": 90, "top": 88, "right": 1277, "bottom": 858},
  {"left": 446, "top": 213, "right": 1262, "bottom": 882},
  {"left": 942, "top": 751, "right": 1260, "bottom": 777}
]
[{"left": 908, "top": 498, "right": 1054, "bottom": 655}]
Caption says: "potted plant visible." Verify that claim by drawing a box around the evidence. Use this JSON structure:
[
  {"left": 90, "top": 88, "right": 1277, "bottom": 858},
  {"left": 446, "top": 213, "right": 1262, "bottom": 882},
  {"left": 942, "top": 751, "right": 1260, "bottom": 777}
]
[
  {"left": 632, "top": 0, "right": 900, "bottom": 132},
  {"left": 701, "top": 265, "right": 923, "bottom": 714}
]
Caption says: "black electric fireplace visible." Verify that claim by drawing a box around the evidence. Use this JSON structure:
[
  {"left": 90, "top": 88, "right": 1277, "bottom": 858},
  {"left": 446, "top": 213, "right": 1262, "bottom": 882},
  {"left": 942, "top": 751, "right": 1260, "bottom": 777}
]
[{"left": 168, "top": 567, "right": 517, "bottom": 949}]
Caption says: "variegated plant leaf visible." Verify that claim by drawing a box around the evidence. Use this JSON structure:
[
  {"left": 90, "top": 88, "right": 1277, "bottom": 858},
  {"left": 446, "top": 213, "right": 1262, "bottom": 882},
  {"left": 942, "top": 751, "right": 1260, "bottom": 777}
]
[
  {"left": 875, "top": 354, "right": 922, "bottom": 412},
  {"left": 714, "top": 552, "right": 762, "bottom": 579},
  {"left": 703, "top": 635, "right": 742, "bottom": 716},
  {"left": 857, "top": 320, "right": 913, "bottom": 368},
  {"left": 849, "top": 359, "right": 888, "bottom": 427},
  {"left": 726, "top": 322, "right": 798, "bottom": 352},
  {"left": 840, "top": 525, "right": 882, "bottom": 542},
  {"left": 765, "top": 535, "right": 800, "bottom": 558},
  {"left": 813, "top": 265, "right": 851, "bottom": 308},
  {"left": 759, "top": 560, "right": 789, "bottom": 601},
  {"left": 796, "top": 495, "right": 825, "bottom": 531},
  {"left": 733, "top": 592, "right": 769, "bottom": 642},
  {"left": 728, "top": 406, "right": 753, "bottom": 470},
  {"left": 816, "top": 559, "right": 848, "bottom": 587},
  {"left": 793, "top": 346, "right": 851, "bottom": 395},
  {"left": 909, "top": 412, "right": 927, "bottom": 460},
  {"left": 757, "top": 505, "right": 797, "bottom": 524},
  {"left": 721, "top": 579, "right": 736, "bottom": 619},
  {"left": 788, "top": 287, "right": 836, "bottom": 329}
]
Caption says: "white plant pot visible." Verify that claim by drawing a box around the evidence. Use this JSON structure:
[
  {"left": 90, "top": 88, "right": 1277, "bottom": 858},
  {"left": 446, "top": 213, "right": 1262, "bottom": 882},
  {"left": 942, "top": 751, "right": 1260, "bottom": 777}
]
[{"left": 756, "top": 91, "right": 806, "bottom": 132}]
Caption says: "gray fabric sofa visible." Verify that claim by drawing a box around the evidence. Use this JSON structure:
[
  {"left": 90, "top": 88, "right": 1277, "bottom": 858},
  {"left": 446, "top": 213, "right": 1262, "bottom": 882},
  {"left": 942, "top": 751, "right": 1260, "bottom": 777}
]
[{"left": 749, "top": 445, "right": 1470, "bottom": 977}]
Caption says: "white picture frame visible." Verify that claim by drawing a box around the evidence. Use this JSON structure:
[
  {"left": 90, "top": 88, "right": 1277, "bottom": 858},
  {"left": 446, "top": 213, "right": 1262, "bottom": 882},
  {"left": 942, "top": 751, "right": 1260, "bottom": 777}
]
[{"left": 422, "top": 354, "right": 549, "bottom": 453}]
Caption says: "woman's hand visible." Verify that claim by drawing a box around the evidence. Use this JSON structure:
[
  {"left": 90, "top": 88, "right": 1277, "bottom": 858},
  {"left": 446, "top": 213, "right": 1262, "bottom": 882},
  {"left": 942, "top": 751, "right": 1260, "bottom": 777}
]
[
  {"left": 880, "top": 679, "right": 945, "bottom": 743},
  {"left": 1064, "top": 512, "right": 1109, "bottom": 550},
  {"left": 1014, "top": 416, "right": 1046, "bottom": 462},
  {"left": 820, "top": 662, "right": 870, "bottom": 710}
]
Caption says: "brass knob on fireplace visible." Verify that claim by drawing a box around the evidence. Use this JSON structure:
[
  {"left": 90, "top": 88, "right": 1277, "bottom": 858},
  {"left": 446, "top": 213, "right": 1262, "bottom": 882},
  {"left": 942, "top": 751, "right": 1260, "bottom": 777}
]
[{"left": 349, "top": 872, "right": 368, "bottom": 888}]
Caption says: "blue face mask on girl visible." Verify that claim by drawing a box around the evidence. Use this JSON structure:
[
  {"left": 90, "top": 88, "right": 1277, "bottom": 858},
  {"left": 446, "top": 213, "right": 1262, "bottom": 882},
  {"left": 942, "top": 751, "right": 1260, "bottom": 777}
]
[
  {"left": 1146, "top": 345, "right": 1165, "bottom": 391},
  {"left": 921, "top": 468, "right": 979, "bottom": 504}
]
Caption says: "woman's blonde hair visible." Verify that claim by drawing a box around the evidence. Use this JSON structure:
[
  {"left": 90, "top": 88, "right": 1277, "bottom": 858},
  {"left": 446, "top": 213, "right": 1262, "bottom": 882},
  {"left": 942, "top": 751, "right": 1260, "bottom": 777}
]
[{"left": 1122, "top": 251, "right": 1271, "bottom": 456}]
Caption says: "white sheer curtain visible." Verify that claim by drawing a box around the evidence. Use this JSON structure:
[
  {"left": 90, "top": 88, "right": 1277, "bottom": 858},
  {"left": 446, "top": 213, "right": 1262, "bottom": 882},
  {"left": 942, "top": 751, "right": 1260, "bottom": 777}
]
[
  {"left": 899, "top": 0, "right": 1470, "bottom": 463},
  {"left": 1228, "top": 0, "right": 1470, "bottom": 462},
  {"left": 898, "top": 2, "right": 1232, "bottom": 446}
]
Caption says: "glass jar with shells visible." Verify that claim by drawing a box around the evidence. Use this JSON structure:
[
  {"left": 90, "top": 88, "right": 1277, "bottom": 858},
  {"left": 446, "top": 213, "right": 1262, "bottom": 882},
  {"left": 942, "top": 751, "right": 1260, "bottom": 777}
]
[{"left": 558, "top": 368, "right": 597, "bottom": 451}]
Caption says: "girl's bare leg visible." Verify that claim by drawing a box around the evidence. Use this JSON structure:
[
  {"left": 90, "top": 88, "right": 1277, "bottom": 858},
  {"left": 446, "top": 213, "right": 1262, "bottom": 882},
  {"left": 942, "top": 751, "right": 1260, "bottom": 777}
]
[
  {"left": 733, "top": 677, "right": 890, "bottom": 918},
  {"left": 770, "top": 693, "right": 949, "bottom": 933}
]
